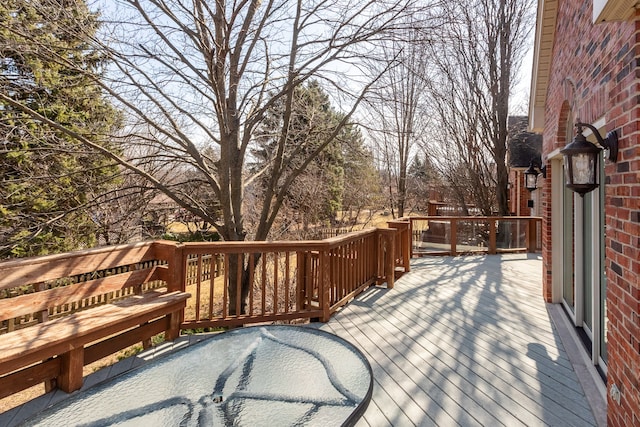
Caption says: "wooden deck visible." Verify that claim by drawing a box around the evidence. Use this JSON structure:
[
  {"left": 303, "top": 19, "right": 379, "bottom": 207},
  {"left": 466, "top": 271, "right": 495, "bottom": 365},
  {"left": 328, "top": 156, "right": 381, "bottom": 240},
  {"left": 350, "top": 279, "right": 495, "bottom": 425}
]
[
  {"left": 1, "top": 254, "right": 605, "bottom": 426},
  {"left": 317, "top": 253, "right": 605, "bottom": 427}
]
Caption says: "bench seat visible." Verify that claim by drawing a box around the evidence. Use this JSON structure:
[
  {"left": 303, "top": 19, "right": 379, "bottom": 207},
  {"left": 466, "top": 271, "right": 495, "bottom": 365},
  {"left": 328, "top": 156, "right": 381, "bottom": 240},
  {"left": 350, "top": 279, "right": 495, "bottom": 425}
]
[{"left": 0, "top": 289, "right": 189, "bottom": 395}]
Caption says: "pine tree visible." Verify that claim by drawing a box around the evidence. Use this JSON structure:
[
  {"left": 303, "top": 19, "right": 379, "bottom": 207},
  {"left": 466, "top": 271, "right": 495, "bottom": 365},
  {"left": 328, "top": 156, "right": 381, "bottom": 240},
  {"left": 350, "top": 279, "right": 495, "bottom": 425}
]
[
  {"left": 251, "top": 81, "right": 350, "bottom": 232},
  {"left": 0, "top": 0, "right": 120, "bottom": 257}
]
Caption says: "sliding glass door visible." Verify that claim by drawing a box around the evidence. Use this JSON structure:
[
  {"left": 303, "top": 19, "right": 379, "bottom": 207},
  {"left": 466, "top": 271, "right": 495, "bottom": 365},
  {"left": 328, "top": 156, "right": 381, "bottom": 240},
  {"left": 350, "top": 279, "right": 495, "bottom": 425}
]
[{"left": 561, "top": 152, "right": 607, "bottom": 372}]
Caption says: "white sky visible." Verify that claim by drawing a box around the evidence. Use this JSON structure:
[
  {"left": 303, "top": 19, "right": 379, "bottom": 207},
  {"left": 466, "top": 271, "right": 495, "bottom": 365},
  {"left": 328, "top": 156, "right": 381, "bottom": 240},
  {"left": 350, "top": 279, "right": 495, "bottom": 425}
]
[{"left": 511, "top": 37, "right": 535, "bottom": 116}]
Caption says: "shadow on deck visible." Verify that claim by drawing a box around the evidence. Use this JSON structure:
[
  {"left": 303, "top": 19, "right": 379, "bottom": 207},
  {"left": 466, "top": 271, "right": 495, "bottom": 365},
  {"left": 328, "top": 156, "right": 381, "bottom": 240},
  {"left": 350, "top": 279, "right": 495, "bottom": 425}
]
[{"left": 318, "top": 253, "right": 606, "bottom": 427}]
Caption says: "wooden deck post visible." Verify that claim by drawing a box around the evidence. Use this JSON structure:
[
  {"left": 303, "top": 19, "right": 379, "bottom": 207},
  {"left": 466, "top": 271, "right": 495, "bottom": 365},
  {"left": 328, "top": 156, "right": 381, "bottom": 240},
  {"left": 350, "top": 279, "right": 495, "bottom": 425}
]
[
  {"left": 296, "top": 251, "right": 306, "bottom": 311},
  {"left": 386, "top": 232, "right": 395, "bottom": 289},
  {"left": 319, "top": 246, "right": 331, "bottom": 322},
  {"left": 527, "top": 218, "right": 537, "bottom": 253},
  {"left": 378, "top": 229, "right": 396, "bottom": 289},
  {"left": 165, "top": 311, "right": 182, "bottom": 341},
  {"left": 57, "top": 347, "right": 84, "bottom": 393},
  {"left": 386, "top": 219, "right": 411, "bottom": 273},
  {"left": 450, "top": 219, "right": 458, "bottom": 256},
  {"left": 489, "top": 220, "right": 497, "bottom": 254},
  {"left": 153, "top": 241, "right": 186, "bottom": 335},
  {"left": 403, "top": 222, "right": 411, "bottom": 272}
]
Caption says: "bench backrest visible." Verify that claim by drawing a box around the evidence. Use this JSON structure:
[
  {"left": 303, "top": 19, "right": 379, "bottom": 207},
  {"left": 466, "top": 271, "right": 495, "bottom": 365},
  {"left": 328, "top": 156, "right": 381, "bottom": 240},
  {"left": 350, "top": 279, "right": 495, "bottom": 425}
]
[{"left": 0, "top": 242, "right": 176, "bottom": 330}]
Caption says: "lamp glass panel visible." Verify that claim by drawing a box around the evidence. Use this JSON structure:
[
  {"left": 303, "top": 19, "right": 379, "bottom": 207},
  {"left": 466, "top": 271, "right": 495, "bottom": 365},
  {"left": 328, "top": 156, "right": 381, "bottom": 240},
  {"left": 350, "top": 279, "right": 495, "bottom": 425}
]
[
  {"left": 525, "top": 173, "right": 537, "bottom": 190},
  {"left": 571, "top": 152, "right": 596, "bottom": 185}
]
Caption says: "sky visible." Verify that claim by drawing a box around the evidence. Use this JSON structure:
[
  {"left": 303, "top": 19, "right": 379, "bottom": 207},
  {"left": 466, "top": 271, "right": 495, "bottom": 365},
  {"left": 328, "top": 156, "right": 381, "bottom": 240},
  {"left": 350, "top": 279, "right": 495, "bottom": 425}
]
[{"left": 511, "top": 35, "right": 535, "bottom": 116}]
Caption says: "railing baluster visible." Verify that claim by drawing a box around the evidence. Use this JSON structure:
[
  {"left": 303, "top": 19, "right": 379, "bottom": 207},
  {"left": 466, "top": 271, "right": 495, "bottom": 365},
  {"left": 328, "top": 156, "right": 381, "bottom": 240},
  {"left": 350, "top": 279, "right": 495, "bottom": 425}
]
[
  {"left": 273, "top": 252, "right": 278, "bottom": 315},
  {"left": 249, "top": 253, "right": 255, "bottom": 316},
  {"left": 296, "top": 251, "right": 305, "bottom": 312},
  {"left": 236, "top": 254, "right": 242, "bottom": 317},
  {"left": 195, "top": 254, "right": 202, "bottom": 321},
  {"left": 284, "top": 252, "right": 290, "bottom": 314},
  {"left": 223, "top": 255, "right": 229, "bottom": 318},
  {"left": 208, "top": 253, "right": 215, "bottom": 319},
  {"left": 261, "top": 253, "right": 267, "bottom": 315}
]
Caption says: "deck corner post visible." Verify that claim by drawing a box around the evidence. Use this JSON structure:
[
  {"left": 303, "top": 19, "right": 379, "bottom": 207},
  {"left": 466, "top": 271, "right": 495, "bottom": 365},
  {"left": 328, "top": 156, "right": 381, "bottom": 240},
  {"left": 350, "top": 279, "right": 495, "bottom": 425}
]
[
  {"left": 378, "top": 228, "right": 396, "bottom": 290},
  {"left": 152, "top": 240, "right": 186, "bottom": 293},
  {"left": 489, "top": 220, "right": 497, "bottom": 255},
  {"left": 450, "top": 219, "right": 458, "bottom": 256},
  {"left": 171, "top": 243, "right": 186, "bottom": 293}
]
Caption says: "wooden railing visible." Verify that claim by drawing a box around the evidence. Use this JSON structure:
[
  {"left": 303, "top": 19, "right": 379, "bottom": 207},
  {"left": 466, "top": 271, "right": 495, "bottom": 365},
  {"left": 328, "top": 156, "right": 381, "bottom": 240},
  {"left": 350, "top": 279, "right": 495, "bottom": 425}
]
[
  {"left": 176, "top": 228, "right": 400, "bottom": 329},
  {"left": 0, "top": 226, "right": 406, "bottom": 337},
  {"left": 406, "top": 216, "right": 542, "bottom": 256},
  {"left": 0, "top": 216, "right": 538, "bottom": 337}
]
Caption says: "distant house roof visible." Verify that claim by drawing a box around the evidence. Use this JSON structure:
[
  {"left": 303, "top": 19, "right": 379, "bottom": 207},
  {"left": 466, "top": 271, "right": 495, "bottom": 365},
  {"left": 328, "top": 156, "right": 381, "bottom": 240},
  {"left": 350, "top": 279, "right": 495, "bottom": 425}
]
[{"left": 508, "top": 116, "right": 543, "bottom": 169}]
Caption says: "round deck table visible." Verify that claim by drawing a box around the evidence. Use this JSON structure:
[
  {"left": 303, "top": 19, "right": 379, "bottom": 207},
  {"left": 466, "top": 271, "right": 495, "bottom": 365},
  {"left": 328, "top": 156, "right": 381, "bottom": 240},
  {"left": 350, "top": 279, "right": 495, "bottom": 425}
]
[{"left": 23, "top": 325, "right": 372, "bottom": 427}]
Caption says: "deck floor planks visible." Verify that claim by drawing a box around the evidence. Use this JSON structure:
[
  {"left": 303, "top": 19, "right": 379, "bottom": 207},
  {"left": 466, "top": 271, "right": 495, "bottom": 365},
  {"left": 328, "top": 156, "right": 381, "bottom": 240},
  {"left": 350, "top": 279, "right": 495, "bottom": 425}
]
[
  {"left": 319, "top": 254, "right": 599, "bottom": 427},
  {"left": 324, "top": 319, "right": 437, "bottom": 425},
  {"left": 331, "top": 309, "right": 515, "bottom": 427},
  {"left": 345, "top": 295, "right": 548, "bottom": 426},
  {"left": 346, "top": 292, "right": 590, "bottom": 426}
]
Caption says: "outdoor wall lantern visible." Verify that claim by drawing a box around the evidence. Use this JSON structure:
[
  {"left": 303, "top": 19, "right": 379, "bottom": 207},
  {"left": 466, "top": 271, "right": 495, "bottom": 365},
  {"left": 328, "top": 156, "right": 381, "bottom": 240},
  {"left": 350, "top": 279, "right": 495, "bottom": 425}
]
[
  {"left": 524, "top": 159, "right": 546, "bottom": 192},
  {"left": 560, "top": 122, "right": 618, "bottom": 196}
]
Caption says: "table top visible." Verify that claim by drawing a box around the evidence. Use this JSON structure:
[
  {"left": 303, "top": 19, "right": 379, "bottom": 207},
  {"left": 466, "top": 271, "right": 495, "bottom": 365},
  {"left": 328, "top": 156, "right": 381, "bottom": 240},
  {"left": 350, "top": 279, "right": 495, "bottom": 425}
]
[{"left": 23, "top": 325, "right": 373, "bottom": 427}]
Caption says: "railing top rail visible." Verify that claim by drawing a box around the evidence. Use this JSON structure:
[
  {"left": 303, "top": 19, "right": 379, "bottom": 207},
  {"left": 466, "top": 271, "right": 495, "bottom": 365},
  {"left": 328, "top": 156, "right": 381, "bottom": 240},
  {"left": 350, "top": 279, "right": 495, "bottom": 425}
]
[
  {"left": 320, "top": 228, "right": 379, "bottom": 246},
  {"left": 181, "top": 228, "right": 380, "bottom": 253},
  {"left": 0, "top": 227, "right": 391, "bottom": 289},
  {"left": 405, "top": 216, "right": 542, "bottom": 221}
]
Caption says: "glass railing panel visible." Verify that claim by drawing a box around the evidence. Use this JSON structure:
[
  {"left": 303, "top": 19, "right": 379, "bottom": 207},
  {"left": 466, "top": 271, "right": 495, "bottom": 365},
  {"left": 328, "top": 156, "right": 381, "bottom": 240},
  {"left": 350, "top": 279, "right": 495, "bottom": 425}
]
[
  {"left": 455, "top": 219, "right": 489, "bottom": 253},
  {"left": 496, "top": 220, "right": 528, "bottom": 250},
  {"left": 409, "top": 216, "right": 541, "bottom": 256},
  {"left": 411, "top": 219, "right": 453, "bottom": 254}
]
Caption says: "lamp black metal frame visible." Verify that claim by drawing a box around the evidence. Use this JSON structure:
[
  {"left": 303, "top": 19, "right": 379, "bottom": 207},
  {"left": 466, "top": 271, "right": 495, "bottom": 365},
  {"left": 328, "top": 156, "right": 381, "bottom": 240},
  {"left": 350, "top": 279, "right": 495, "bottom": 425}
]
[
  {"left": 524, "top": 158, "right": 547, "bottom": 192},
  {"left": 560, "top": 122, "right": 618, "bottom": 196}
]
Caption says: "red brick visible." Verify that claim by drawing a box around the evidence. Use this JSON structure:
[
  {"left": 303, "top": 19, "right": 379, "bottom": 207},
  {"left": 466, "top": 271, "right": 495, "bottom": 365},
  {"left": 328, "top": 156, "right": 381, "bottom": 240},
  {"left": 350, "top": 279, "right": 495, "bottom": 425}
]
[{"left": 541, "top": 3, "right": 640, "bottom": 424}]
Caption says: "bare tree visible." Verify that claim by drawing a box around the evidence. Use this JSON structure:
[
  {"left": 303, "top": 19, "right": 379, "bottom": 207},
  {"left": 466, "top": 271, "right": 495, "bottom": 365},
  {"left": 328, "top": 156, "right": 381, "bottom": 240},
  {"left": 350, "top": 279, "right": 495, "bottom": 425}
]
[
  {"left": 406, "top": 152, "right": 441, "bottom": 213},
  {"left": 425, "top": 56, "right": 496, "bottom": 215},
  {"left": 366, "top": 21, "right": 435, "bottom": 218},
  {"left": 90, "top": 170, "right": 179, "bottom": 245},
  {"left": 340, "top": 142, "right": 382, "bottom": 227},
  {"left": 2, "top": 0, "right": 424, "bottom": 238},
  {"left": 426, "top": 0, "right": 534, "bottom": 215},
  {"left": 1, "top": 0, "right": 425, "bottom": 312}
]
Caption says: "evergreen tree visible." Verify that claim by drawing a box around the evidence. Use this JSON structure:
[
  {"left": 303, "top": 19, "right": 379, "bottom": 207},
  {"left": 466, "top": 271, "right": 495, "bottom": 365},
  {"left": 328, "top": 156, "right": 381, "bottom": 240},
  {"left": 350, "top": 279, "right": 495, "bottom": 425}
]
[
  {"left": 252, "top": 81, "right": 350, "bottom": 232},
  {"left": 0, "top": 0, "right": 120, "bottom": 257},
  {"left": 342, "top": 131, "right": 383, "bottom": 226},
  {"left": 407, "top": 154, "right": 440, "bottom": 212}
]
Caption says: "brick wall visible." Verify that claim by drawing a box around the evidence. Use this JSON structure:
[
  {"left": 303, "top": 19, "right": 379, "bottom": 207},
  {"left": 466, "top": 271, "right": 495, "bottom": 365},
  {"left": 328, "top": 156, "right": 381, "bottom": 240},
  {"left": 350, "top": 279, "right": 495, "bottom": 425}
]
[{"left": 542, "top": 3, "right": 640, "bottom": 426}]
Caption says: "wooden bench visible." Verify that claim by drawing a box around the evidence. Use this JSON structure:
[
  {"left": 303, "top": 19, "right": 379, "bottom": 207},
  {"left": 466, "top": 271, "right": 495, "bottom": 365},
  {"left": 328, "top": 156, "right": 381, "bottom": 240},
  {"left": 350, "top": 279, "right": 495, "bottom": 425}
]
[{"left": 0, "top": 243, "right": 190, "bottom": 398}]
